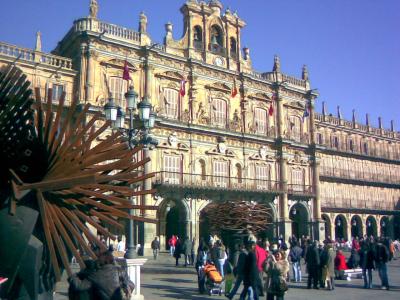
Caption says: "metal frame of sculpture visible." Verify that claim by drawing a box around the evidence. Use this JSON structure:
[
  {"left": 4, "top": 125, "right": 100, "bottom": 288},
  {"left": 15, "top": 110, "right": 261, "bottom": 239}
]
[
  {"left": 202, "top": 200, "right": 273, "bottom": 240},
  {"left": 0, "top": 64, "right": 157, "bottom": 299}
]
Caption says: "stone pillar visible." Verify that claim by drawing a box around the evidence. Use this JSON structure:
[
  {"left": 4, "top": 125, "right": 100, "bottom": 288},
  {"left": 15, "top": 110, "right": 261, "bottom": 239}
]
[
  {"left": 117, "top": 258, "right": 147, "bottom": 300},
  {"left": 278, "top": 155, "right": 291, "bottom": 241},
  {"left": 78, "top": 43, "right": 87, "bottom": 102},
  {"left": 85, "top": 44, "right": 94, "bottom": 103},
  {"left": 142, "top": 147, "right": 156, "bottom": 256}
]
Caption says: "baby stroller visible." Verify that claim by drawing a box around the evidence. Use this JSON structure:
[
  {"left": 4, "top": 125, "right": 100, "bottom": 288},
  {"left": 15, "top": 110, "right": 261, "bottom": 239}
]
[{"left": 202, "top": 263, "right": 224, "bottom": 296}]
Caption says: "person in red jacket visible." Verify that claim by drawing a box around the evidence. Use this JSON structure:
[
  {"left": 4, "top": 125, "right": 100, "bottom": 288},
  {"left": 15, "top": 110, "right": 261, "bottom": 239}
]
[
  {"left": 255, "top": 240, "right": 267, "bottom": 296},
  {"left": 334, "top": 250, "right": 348, "bottom": 279}
]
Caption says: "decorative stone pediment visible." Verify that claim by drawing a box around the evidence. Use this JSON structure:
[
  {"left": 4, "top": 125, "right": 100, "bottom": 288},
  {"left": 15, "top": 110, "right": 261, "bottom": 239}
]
[
  {"left": 157, "top": 133, "right": 189, "bottom": 151},
  {"left": 287, "top": 152, "right": 309, "bottom": 165},
  {"left": 155, "top": 71, "right": 185, "bottom": 81},
  {"left": 205, "top": 143, "right": 235, "bottom": 157},
  {"left": 100, "top": 59, "right": 137, "bottom": 71},
  {"left": 249, "top": 146, "right": 275, "bottom": 161},
  {"left": 248, "top": 92, "right": 271, "bottom": 101},
  {"left": 206, "top": 82, "right": 231, "bottom": 92}
]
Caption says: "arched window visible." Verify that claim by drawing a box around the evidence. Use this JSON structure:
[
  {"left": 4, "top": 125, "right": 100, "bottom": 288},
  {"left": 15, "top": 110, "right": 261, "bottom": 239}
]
[
  {"left": 210, "top": 25, "right": 224, "bottom": 54},
  {"left": 289, "top": 116, "right": 301, "bottom": 142},
  {"left": 109, "top": 76, "right": 128, "bottom": 108},
  {"left": 331, "top": 135, "right": 339, "bottom": 149},
  {"left": 316, "top": 132, "right": 324, "bottom": 145},
  {"left": 230, "top": 37, "right": 237, "bottom": 58},
  {"left": 193, "top": 26, "right": 203, "bottom": 50},
  {"left": 348, "top": 138, "right": 354, "bottom": 152},
  {"left": 212, "top": 98, "right": 227, "bottom": 128},
  {"left": 254, "top": 108, "right": 268, "bottom": 135},
  {"left": 163, "top": 88, "right": 180, "bottom": 119},
  {"left": 363, "top": 141, "right": 369, "bottom": 155}
]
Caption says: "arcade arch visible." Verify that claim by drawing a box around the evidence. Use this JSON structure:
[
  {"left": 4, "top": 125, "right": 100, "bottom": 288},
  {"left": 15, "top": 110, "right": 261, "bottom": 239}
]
[
  {"left": 366, "top": 215, "right": 377, "bottom": 238},
  {"left": 350, "top": 215, "right": 363, "bottom": 238},
  {"left": 334, "top": 214, "right": 348, "bottom": 241},
  {"left": 289, "top": 202, "right": 310, "bottom": 239}
]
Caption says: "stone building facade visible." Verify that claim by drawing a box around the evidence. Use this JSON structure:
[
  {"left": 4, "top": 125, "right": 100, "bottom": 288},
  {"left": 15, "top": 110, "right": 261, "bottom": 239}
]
[{"left": 1, "top": 0, "right": 399, "bottom": 251}]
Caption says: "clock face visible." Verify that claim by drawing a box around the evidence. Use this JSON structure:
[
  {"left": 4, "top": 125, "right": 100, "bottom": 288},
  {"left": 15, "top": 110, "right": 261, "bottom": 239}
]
[{"left": 214, "top": 57, "right": 224, "bottom": 67}]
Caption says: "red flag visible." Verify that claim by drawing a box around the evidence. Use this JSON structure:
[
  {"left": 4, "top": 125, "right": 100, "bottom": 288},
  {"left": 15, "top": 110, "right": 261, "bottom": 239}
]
[
  {"left": 122, "top": 60, "right": 131, "bottom": 81},
  {"left": 268, "top": 103, "right": 274, "bottom": 116},
  {"left": 231, "top": 78, "right": 238, "bottom": 98},
  {"left": 180, "top": 79, "right": 186, "bottom": 97}
]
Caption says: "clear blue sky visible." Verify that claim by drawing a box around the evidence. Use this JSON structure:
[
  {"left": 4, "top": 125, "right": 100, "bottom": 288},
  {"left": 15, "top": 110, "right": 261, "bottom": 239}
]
[{"left": 0, "top": 0, "right": 399, "bottom": 129}]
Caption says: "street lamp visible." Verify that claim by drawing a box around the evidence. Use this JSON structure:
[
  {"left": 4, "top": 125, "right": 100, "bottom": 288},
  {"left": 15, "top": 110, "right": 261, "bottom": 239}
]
[{"left": 103, "top": 85, "right": 158, "bottom": 259}]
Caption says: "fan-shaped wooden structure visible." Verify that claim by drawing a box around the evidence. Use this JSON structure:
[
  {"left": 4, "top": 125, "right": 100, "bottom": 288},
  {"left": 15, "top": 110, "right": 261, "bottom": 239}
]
[{"left": 0, "top": 64, "right": 157, "bottom": 296}]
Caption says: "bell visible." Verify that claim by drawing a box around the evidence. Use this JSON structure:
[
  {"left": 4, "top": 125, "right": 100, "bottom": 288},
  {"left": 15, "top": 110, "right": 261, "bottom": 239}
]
[{"left": 211, "top": 35, "right": 218, "bottom": 45}]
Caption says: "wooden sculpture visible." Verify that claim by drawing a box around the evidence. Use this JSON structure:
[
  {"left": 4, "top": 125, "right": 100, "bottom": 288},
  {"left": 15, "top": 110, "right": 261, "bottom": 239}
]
[{"left": 0, "top": 64, "right": 157, "bottom": 298}]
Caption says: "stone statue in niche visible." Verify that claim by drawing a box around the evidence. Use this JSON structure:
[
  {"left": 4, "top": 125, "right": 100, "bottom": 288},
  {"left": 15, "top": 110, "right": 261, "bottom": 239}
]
[
  {"left": 259, "top": 146, "right": 267, "bottom": 159},
  {"left": 196, "top": 102, "right": 209, "bottom": 124},
  {"left": 230, "top": 109, "right": 241, "bottom": 131},
  {"left": 182, "top": 109, "right": 190, "bottom": 122}
]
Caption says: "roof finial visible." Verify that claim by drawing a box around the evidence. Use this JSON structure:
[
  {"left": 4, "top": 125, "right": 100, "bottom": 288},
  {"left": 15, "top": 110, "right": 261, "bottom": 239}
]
[
  {"left": 322, "top": 101, "right": 327, "bottom": 116},
  {"left": 378, "top": 116, "right": 383, "bottom": 129},
  {"left": 273, "top": 55, "right": 281, "bottom": 72},
  {"left": 352, "top": 109, "right": 356, "bottom": 123},
  {"left": 337, "top": 105, "right": 342, "bottom": 119},
  {"left": 302, "top": 65, "right": 309, "bottom": 81},
  {"left": 390, "top": 120, "right": 395, "bottom": 132},
  {"left": 35, "top": 31, "right": 42, "bottom": 52},
  {"left": 89, "top": 0, "right": 98, "bottom": 19},
  {"left": 366, "top": 113, "right": 370, "bottom": 126}
]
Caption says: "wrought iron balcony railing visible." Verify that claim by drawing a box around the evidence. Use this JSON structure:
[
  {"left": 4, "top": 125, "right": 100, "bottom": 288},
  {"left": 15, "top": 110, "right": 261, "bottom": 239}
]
[
  {"left": 287, "top": 184, "right": 314, "bottom": 196},
  {"left": 154, "top": 171, "right": 281, "bottom": 193},
  {"left": 322, "top": 197, "right": 395, "bottom": 211}
]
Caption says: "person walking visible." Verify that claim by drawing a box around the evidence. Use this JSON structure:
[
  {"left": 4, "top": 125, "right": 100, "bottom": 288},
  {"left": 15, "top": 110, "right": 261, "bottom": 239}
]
[
  {"left": 255, "top": 239, "right": 267, "bottom": 296},
  {"left": 320, "top": 242, "right": 335, "bottom": 290},
  {"left": 174, "top": 238, "right": 182, "bottom": 266},
  {"left": 240, "top": 240, "right": 259, "bottom": 300},
  {"left": 375, "top": 238, "right": 390, "bottom": 290},
  {"left": 305, "top": 241, "right": 320, "bottom": 289},
  {"left": 151, "top": 237, "right": 160, "bottom": 260},
  {"left": 168, "top": 235, "right": 177, "bottom": 256},
  {"left": 359, "top": 239, "right": 374, "bottom": 289},
  {"left": 215, "top": 240, "right": 227, "bottom": 277},
  {"left": 264, "top": 250, "right": 289, "bottom": 300},
  {"left": 226, "top": 243, "right": 246, "bottom": 300},
  {"left": 182, "top": 236, "right": 192, "bottom": 267},
  {"left": 288, "top": 241, "right": 303, "bottom": 282}
]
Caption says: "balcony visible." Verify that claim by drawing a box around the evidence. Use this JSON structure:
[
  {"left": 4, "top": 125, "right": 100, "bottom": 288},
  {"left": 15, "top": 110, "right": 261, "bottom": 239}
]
[
  {"left": 154, "top": 171, "right": 281, "bottom": 198},
  {"left": 322, "top": 197, "right": 395, "bottom": 212},
  {"left": 287, "top": 184, "right": 315, "bottom": 197},
  {"left": 320, "top": 167, "right": 400, "bottom": 186}
]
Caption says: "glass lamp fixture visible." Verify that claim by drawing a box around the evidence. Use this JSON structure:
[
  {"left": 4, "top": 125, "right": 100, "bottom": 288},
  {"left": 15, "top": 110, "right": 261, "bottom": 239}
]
[
  {"left": 115, "top": 106, "right": 125, "bottom": 129},
  {"left": 138, "top": 96, "right": 151, "bottom": 121},
  {"left": 148, "top": 111, "right": 156, "bottom": 129},
  {"left": 104, "top": 98, "right": 117, "bottom": 121},
  {"left": 125, "top": 85, "right": 138, "bottom": 110}
]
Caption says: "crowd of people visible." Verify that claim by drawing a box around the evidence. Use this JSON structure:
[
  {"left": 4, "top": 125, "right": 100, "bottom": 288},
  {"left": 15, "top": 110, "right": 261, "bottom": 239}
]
[{"left": 183, "top": 233, "right": 399, "bottom": 300}]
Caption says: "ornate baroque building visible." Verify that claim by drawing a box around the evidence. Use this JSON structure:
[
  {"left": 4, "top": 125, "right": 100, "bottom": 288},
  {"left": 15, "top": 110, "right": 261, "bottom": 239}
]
[{"left": 1, "top": 0, "right": 399, "bottom": 251}]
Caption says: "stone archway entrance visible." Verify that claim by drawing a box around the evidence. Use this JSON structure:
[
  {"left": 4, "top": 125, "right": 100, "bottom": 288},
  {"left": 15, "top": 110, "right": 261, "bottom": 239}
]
[
  {"left": 322, "top": 214, "right": 332, "bottom": 241},
  {"left": 351, "top": 215, "right": 363, "bottom": 238},
  {"left": 289, "top": 202, "right": 310, "bottom": 239},
  {"left": 334, "top": 214, "right": 348, "bottom": 241},
  {"left": 163, "top": 199, "right": 190, "bottom": 250},
  {"left": 366, "top": 216, "right": 377, "bottom": 238}
]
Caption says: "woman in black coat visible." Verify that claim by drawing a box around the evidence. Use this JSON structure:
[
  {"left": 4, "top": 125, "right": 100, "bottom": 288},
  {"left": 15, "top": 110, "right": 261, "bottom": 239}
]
[{"left": 359, "top": 240, "right": 375, "bottom": 289}]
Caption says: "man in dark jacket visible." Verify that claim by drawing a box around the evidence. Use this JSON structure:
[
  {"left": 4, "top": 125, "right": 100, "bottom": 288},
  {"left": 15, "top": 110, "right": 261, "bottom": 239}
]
[
  {"left": 182, "top": 236, "right": 192, "bottom": 267},
  {"left": 375, "top": 238, "right": 390, "bottom": 290},
  {"left": 305, "top": 240, "right": 320, "bottom": 289},
  {"left": 288, "top": 241, "right": 303, "bottom": 282},
  {"left": 226, "top": 244, "right": 246, "bottom": 300},
  {"left": 151, "top": 236, "right": 160, "bottom": 260},
  {"left": 240, "top": 241, "right": 259, "bottom": 300},
  {"left": 359, "top": 240, "right": 375, "bottom": 289}
]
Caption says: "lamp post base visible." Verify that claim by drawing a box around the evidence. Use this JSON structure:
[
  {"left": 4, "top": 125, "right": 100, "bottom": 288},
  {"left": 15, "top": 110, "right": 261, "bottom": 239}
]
[{"left": 124, "top": 247, "right": 137, "bottom": 259}]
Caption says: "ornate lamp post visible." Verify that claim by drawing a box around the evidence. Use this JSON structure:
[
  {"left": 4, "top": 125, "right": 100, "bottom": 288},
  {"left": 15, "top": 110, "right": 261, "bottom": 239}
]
[{"left": 104, "top": 86, "right": 158, "bottom": 259}]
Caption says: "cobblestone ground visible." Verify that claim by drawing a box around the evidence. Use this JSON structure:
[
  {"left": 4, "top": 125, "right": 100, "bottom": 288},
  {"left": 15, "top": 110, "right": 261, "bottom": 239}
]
[{"left": 55, "top": 252, "right": 400, "bottom": 300}]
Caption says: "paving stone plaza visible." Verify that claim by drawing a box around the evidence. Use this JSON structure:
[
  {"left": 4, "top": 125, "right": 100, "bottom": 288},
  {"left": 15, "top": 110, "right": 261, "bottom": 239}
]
[{"left": 54, "top": 252, "right": 400, "bottom": 300}]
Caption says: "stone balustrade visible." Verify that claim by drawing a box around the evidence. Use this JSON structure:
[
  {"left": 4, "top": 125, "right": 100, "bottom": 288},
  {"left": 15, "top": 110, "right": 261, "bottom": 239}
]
[{"left": 0, "top": 42, "right": 73, "bottom": 70}]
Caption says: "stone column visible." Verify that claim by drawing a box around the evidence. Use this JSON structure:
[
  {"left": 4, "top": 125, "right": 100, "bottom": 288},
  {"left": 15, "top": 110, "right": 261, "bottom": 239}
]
[
  {"left": 78, "top": 43, "right": 87, "bottom": 102},
  {"left": 275, "top": 87, "right": 291, "bottom": 241},
  {"left": 85, "top": 43, "right": 94, "bottom": 103},
  {"left": 312, "top": 159, "right": 325, "bottom": 241}
]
